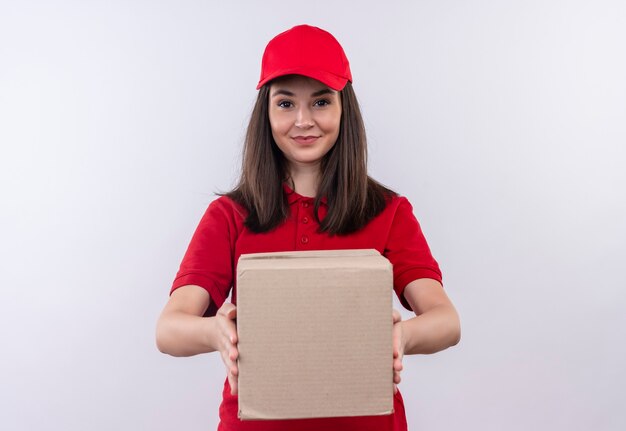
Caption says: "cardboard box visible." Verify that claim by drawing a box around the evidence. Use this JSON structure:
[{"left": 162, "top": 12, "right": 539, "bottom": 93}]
[{"left": 236, "top": 249, "right": 393, "bottom": 420}]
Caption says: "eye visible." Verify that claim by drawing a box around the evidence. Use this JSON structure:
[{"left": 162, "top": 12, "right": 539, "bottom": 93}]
[
  {"left": 277, "top": 100, "right": 293, "bottom": 108},
  {"left": 314, "top": 99, "right": 330, "bottom": 107}
]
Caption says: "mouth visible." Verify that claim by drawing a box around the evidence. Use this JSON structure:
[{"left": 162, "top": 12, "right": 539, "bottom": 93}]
[{"left": 292, "top": 136, "right": 320, "bottom": 145}]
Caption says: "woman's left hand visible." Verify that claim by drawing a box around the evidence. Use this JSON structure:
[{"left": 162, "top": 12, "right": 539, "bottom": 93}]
[{"left": 392, "top": 309, "right": 404, "bottom": 394}]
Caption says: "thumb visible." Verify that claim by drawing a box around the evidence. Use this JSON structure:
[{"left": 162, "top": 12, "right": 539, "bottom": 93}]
[
  {"left": 392, "top": 309, "right": 402, "bottom": 324},
  {"left": 218, "top": 302, "right": 237, "bottom": 320}
]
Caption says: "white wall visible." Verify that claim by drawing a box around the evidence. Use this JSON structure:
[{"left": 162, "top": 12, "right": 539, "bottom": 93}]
[{"left": 1, "top": 1, "right": 624, "bottom": 430}]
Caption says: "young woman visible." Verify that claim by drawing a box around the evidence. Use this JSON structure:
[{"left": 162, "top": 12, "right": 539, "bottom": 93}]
[{"left": 156, "top": 24, "right": 460, "bottom": 431}]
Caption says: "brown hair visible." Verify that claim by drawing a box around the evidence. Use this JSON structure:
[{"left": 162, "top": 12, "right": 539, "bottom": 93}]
[{"left": 226, "top": 82, "right": 395, "bottom": 235}]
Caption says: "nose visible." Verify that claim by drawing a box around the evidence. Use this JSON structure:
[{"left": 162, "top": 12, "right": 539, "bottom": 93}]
[{"left": 295, "top": 106, "right": 314, "bottom": 129}]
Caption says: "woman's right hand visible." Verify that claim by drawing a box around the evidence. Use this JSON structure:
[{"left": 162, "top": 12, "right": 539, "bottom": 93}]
[{"left": 215, "top": 302, "right": 239, "bottom": 395}]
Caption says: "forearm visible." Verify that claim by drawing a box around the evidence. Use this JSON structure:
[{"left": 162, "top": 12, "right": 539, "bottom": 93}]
[
  {"left": 156, "top": 311, "right": 218, "bottom": 357},
  {"left": 401, "top": 304, "right": 461, "bottom": 355}
]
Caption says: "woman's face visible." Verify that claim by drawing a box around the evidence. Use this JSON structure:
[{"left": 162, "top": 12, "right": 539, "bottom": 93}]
[{"left": 268, "top": 75, "right": 342, "bottom": 172}]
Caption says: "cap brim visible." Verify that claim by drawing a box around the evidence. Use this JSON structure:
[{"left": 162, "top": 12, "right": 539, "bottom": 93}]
[{"left": 256, "top": 67, "right": 349, "bottom": 91}]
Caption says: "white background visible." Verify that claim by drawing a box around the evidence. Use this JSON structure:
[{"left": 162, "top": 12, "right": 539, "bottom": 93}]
[{"left": 1, "top": 1, "right": 625, "bottom": 430}]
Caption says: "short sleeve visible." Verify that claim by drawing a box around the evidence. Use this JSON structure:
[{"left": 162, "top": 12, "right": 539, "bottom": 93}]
[
  {"left": 171, "top": 197, "right": 238, "bottom": 317},
  {"left": 384, "top": 197, "right": 442, "bottom": 311}
]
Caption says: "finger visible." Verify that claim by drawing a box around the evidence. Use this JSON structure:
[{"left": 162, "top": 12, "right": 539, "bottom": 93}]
[
  {"left": 220, "top": 345, "right": 238, "bottom": 380},
  {"left": 393, "top": 337, "right": 401, "bottom": 358},
  {"left": 229, "top": 346, "right": 239, "bottom": 362},
  {"left": 229, "top": 373, "right": 239, "bottom": 395},
  {"left": 217, "top": 316, "right": 238, "bottom": 344},
  {"left": 220, "top": 348, "right": 234, "bottom": 370},
  {"left": 222, "top": 354, "right": 239, "bottom": 394},
  {"left": 229, "top": 331, "right": 238, "bottom": 345},
  {"left": 393, "top": 383, "right": 398, "bottom": 394},
  {"left": 222, "top": 346, "right": 239, "bottom": 375}
]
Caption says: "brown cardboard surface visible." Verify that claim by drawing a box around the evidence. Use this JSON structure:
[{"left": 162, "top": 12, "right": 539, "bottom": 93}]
[{"left": 236, "top": 249, "right": 393, "bottom": 420}]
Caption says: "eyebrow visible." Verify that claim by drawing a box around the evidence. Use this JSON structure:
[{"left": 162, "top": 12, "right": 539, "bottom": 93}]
[{"left": 270, "top": 88, "right": 336, "bottom": 98}]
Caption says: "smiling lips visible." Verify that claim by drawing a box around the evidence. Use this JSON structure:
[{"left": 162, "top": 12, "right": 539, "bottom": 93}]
[{"left": 292, "top": 135, "right": 320, "bottom": 145}]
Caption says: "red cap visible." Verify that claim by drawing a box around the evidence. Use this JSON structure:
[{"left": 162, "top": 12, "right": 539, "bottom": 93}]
[{"left": 256, "top": 24, "right": 352, "bottom": 91}]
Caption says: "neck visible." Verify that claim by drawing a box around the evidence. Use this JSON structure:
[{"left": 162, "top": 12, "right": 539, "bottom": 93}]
[{"left": 287, "top": 163, "right": 321, "bottom": 198}]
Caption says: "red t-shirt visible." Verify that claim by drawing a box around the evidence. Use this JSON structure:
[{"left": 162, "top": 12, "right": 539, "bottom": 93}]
[{"left": 171, "top": 185, "right": 442, "bottom": 431}]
